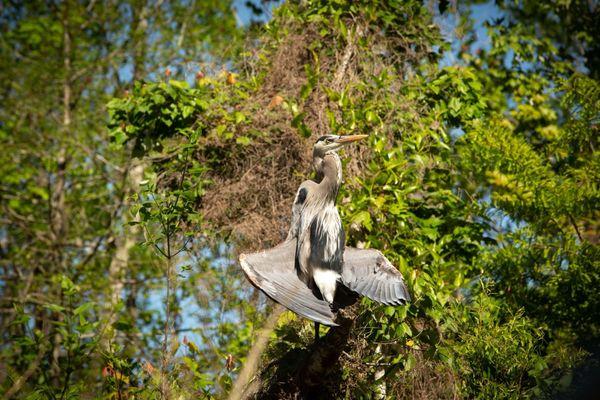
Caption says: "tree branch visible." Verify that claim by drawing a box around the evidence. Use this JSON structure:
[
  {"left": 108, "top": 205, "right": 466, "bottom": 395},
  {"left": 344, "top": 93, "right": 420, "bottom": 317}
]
[
  {"left": 228, "top": 305, "right": 284, "bottom": 400},
  {"left": 4, "top": 344, "right": 48, "bottom": 399},
  {"left": 248, "top": 305, "right": 359, "bottom": 399}
]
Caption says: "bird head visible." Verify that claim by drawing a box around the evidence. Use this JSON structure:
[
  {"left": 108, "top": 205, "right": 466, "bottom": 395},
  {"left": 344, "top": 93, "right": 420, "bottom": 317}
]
[{"left": 313, "top": 134, "right": 368, "bottom": 157}]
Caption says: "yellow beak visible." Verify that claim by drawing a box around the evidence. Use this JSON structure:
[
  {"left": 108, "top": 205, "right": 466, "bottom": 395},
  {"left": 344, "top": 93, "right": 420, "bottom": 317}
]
[{"left": 335, "top": 134, "right": 369, "bottom": 144}]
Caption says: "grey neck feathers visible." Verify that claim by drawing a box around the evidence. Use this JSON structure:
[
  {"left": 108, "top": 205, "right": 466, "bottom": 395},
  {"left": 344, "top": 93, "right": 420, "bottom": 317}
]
[
  {"left": 316, "top": 152, "right": 342, "bottom": 202},
  {"left": 312, "top": 154, "right": 324, "bottom": 183}
]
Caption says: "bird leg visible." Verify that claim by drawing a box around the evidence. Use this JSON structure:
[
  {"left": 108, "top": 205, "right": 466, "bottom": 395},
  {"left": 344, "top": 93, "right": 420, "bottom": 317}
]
[{"left": 314, "top": 321, "right": 320, "bottom": 343}]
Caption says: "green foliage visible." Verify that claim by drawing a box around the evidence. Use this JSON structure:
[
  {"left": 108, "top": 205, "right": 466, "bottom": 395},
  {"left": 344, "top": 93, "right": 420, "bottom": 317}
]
[
  {"left": 449, "top": 299, "right": 548, "bottom": 399},
  {"left": 8, "top": 275, "right": 100, "bottom": 399},
  {"left": 108, "top": 80, "right": 208, "bottom": 152},
  {"left": 0, "top": 1, "right": 257, "bottom": 398},
  {"left": 426, "top": 66, "right": 487, "bottom": 125},
  {"left": 2, "top": 0, "right": 599, "bottom": 399}
]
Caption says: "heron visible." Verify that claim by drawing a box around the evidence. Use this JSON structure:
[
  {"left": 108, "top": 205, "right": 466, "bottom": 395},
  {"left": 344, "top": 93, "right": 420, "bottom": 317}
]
[{"left": 239, "top": 134, "right": 410, "bottom": 338}]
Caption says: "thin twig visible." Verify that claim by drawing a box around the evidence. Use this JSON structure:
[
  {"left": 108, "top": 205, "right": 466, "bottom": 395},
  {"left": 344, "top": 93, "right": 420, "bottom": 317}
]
[{"left": 568, "top": 213, "right": 584, "bottom": 242}]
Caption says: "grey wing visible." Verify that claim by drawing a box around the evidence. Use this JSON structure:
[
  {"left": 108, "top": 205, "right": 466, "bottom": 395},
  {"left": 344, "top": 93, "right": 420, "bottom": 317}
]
[
  {"left": 341, "top": 247, "right": 410, "bottom": 305},
  {"left": 239, "top": 240, "right": 338, "bottom": 326}
]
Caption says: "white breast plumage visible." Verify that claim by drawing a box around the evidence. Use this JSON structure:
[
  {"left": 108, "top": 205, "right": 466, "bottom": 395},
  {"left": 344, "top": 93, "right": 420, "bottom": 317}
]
[{"left": 314, "top": 205, "right": 342, "bottom": 260}]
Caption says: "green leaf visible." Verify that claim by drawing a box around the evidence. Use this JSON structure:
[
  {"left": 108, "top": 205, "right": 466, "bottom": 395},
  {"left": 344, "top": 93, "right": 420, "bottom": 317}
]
[
  {"left": 291, "top": 112, "right": 306, "bottom": 128},
  {"left": 44, "top": 304, "right": 65, "bottom": 313},
  {"left": 74, "top": 302, "right": 94, "bottom": 316},
  {"left": 365, "top": 110, "right": 376, "bottom": 123},
  {"left": 234, "top": 111, "right": 246, "bottom": 124},
  {"left": 351, "top": 211, "right": 372, "bottom": 231},
  {"left": 404, "top": 354, "right": 416, "bottom": 371},
  {"left": 236, "top": 136, "right": 251, "bottom": 145},
  {"left": 169, "top": 79, "right": 189, "bottom": 89}
]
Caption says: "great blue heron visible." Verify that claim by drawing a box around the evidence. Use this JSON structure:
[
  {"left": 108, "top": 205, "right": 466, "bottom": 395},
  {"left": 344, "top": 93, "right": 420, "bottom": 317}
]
[{"left": 239, "top": 134, "right": 410, "bottom": 334}]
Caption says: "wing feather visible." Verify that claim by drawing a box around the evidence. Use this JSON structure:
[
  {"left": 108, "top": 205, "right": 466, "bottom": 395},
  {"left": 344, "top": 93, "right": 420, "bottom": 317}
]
[
  {"left": 239, "top": 240, "right": 338, "bottom": 326},
  {"left": 342, "top": 247, "right": 410, "bottom": 305},
  {"left": 382, "top": 281, "right": 392, "bottom": 303},
  {"left": 286, "top": 181, "right": 316, "bottom": 241}
]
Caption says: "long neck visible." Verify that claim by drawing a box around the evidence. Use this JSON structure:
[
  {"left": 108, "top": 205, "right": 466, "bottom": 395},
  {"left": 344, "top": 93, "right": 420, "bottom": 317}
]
[
  {"left": 312, "top": 153, "right": 324, "bottom": 183},
  {"left": 317, "top": 152, "right": 342, "bottom": 202}
]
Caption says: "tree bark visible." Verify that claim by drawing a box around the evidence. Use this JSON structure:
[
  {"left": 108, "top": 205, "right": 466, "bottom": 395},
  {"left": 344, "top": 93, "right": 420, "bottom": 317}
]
[
  {"left": 106, "top": 161, "right": 145, "bottom": 332},
  {"left": 50, "top": 1, "right": 72, "bottom": 383},
  {"left": 131, "top": 1, "right": 149, "bottom": 81}
]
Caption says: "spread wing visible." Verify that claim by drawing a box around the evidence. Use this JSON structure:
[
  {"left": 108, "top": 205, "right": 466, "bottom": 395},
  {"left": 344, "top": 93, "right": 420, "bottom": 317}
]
[
  {"left": 239, "top": 240, "right": 338, "bottom": 326},
  {"left": 341, "top": 247, "right": 410, "bottom": 305}
]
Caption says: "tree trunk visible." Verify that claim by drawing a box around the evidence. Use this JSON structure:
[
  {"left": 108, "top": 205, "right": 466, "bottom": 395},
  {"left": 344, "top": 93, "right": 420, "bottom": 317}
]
[
  {"left": 131, "top": 1, "right": 149, "bottom": 81},
  {"left": 106, "top": 161, "right": 145, "bottom": 334},
  {"left": 50, "top": 1, "right": 72, "bottom": 384}
]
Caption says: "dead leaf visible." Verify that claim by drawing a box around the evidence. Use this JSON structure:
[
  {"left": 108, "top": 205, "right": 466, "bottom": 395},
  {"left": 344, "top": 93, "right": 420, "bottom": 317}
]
[
  {"left": 225, "top": 354, "right": 235, "bottom": 371},
  {"left": 143, "top": 360, "right": 155, "bottom": 374},
  {"left": 226, "top": 72, "right": 236, "bottom": 85},
  {"left": 268, "top": 95, "right": 284, "bottom": 109}
]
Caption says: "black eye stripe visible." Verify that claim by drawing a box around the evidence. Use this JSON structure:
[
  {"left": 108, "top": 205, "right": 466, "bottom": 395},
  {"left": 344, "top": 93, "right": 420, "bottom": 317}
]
[{"left": 316, "top": 135, "right": 335, "bottom": 143}]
